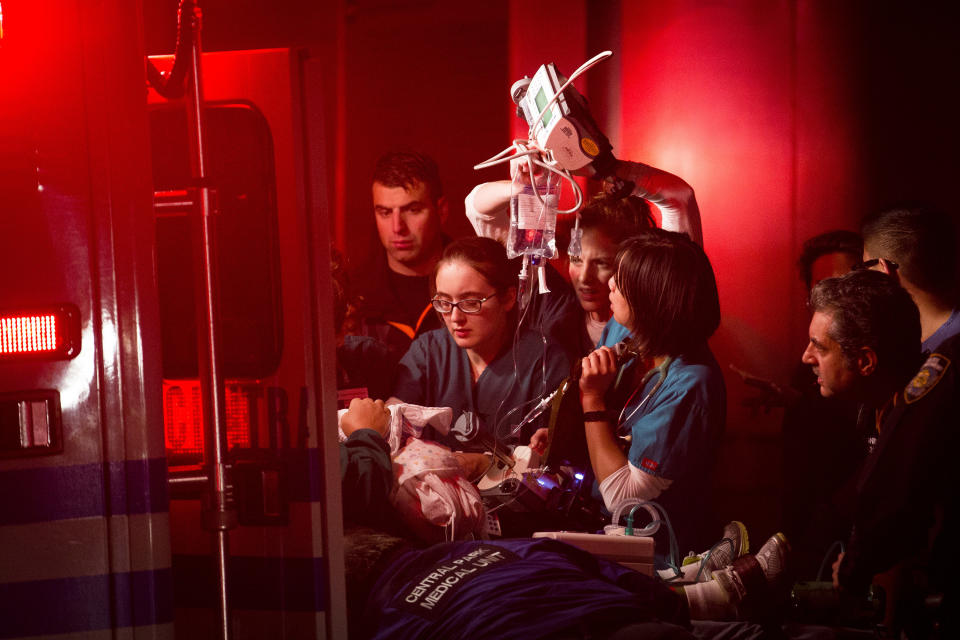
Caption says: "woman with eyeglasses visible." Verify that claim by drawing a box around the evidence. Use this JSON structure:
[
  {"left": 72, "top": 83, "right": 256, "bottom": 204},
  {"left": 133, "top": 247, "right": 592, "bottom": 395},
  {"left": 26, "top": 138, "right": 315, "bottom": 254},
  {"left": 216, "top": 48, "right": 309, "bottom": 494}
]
[
  {"left": 578, "top": 228, "right": 725, "bottom": 554},
  {"left": 389, "top": 236, "right": 572, "bottom": 453}
]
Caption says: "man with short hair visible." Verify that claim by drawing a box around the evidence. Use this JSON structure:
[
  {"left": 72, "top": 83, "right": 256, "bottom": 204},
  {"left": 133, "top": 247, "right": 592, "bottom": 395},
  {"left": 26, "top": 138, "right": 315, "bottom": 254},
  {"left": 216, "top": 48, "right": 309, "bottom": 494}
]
[
  {"left": 350, "top": 151, "right": 449, "bottom": 361},
  {"left": 791, "top": 269, "right": 920, "bottom": 583},
  {"left": 800, "top": 269, "right": 957, "bottom": 635},
  {"left": 781, "top": 229, "right": 864, "bottom": 579},
  {"left": 861, "top": 207, "right": 959, "bottom": 352},
  {"left": 802, "top": 269, "right": 920, "bottom": 403},
  {"left": 796, "top": 229, "right": 863, "bottom": 291}
]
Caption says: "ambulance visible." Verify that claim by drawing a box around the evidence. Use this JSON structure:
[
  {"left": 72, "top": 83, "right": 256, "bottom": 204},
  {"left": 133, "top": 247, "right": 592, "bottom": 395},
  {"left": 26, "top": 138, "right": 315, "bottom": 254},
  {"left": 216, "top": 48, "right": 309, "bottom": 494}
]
[{"left": 0, "top": 1, "right": 346, "bottom": 638}]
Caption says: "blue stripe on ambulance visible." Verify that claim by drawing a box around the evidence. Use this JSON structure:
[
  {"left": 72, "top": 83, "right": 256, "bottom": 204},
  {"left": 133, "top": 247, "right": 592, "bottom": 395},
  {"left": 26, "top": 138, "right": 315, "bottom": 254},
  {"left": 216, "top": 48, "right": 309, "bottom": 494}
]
[
  {"left": 0, "top": 569, "right": 173, "bottom": 638},
  {"left": 0, "top": 457, "right": 168, "bottom": 525}
]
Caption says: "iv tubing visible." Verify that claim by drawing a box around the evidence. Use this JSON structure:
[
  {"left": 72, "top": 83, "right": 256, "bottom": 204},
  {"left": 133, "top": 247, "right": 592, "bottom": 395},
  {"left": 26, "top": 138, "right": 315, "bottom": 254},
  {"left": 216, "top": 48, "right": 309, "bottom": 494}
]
[
  {"left": 474, "top": 141, "right": 583, "bottom": 214},
  {"left": 609, "top": 498, "right": 684, "bottom": 580}
]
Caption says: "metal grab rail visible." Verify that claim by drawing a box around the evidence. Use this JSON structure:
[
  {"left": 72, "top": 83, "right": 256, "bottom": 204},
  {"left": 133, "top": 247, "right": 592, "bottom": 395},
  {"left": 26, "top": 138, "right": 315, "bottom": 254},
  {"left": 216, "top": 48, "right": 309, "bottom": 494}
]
[{"left": 149, "top": 3, "right": 236, "bottom": 638}]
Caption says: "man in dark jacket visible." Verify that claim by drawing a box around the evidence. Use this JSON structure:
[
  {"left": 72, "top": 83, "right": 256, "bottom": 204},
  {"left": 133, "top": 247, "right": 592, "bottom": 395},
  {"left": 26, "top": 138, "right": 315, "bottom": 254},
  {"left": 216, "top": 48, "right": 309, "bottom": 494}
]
[
  {"left": 800, "top": 269, "right": 956, "bottom": 635},
  {"left": 350, "top": 151, "right": 449, "bottom": 359}
]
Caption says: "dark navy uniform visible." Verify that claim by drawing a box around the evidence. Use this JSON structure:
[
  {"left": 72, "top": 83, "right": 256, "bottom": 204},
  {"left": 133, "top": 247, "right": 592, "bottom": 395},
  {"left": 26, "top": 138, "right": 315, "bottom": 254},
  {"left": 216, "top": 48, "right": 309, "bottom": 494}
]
[
  {"left": 839, "top": 334, "right": 959, "bottom": 633},
  {"left": 360, "top": 537, "right": 690, "bottom": 640},
  {"left": 340, "top": 429, "right": 395, "bottom": 528}
]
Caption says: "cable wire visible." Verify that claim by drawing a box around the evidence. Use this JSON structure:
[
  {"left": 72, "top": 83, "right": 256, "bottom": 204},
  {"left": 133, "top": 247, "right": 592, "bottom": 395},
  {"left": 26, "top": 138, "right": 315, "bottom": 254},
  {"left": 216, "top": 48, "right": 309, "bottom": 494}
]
[
  {"left": 145, "top": 0, "right": 196, "bottom": 99},
  {"left": 817, "top": 540, "right": 846, "bottom": 582}
]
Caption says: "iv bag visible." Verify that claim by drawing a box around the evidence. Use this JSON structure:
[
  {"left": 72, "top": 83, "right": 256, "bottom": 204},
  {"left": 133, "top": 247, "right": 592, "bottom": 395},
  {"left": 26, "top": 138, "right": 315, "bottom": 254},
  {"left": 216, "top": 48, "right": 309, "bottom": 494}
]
[{"left": 507, "top": 169, "right": 560, "bottom": 260}]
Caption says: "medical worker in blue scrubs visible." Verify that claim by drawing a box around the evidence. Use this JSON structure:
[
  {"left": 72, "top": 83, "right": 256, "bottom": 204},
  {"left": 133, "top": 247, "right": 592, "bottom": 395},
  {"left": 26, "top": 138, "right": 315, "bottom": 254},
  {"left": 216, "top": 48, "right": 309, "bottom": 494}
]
[
  {"left": 390, "top": 236, "right": 571, "bottom": 455},
  {"left": 579, "top": 229, "right": 726, "bottom": 554}
]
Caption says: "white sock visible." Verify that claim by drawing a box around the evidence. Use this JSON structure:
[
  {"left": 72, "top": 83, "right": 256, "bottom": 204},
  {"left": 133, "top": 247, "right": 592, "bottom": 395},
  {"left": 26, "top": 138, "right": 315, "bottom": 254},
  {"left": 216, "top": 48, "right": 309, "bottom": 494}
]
[
  {"left": 682, "top": 577, "right": 738, "bottom": 620},
  {"left": 657, "top": 558, "right": 708, "bottom": 582}
]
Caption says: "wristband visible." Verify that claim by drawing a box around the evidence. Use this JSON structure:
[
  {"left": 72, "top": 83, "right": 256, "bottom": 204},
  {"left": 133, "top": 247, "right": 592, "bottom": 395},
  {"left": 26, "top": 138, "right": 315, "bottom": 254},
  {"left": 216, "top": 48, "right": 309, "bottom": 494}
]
[{"left": 582, "top": 410, "right": 610, "bottom": 423}]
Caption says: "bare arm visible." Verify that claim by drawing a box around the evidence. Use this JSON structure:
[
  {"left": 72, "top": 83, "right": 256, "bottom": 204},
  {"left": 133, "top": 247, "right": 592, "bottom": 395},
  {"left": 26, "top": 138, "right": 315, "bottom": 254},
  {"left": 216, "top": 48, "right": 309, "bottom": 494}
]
[
  {"left": 584, "top": 417, "right": 629, "bottom": 483},
  {"left": 579, "top": 347, "right": 629, "bottom": 482}
]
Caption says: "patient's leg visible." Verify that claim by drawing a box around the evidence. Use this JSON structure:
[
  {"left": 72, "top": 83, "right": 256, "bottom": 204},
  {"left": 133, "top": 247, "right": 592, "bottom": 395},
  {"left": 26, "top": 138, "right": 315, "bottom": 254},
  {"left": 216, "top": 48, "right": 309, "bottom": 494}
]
[
  {"left": 681, "top": 533, "right": 789, "bottom": 620},
  {"left": 658, "top": 521, "right": 750, "bottom": 583}
]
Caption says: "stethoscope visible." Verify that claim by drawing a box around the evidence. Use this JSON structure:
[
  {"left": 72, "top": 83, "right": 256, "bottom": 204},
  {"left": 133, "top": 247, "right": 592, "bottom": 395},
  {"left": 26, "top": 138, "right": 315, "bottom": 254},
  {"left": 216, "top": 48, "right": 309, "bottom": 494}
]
[{"left": 615, "top": 355, "right": 673, "bottom": 441}]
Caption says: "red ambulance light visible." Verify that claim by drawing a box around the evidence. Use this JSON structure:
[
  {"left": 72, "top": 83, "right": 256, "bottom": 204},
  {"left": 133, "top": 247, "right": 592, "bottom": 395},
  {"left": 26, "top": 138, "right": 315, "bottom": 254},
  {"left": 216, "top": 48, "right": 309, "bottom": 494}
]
[
  {"left": 163, "top": 380, "right": 254, "bottom": 461},
  {"left": 0, "top": 306, "right": 81, "bottom": 360},
  {"left": 164, "top": 382, "right": 203, "bottom": 458},
  {"left": 225, "top": 386, "right": 252, "bottom": 449}
]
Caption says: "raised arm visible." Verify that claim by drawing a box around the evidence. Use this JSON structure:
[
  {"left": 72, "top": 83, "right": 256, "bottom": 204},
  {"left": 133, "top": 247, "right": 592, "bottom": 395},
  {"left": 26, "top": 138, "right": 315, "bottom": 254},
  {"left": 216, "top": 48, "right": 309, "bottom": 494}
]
[
  {"left": 616, "top": 160, "right": 703, "bottom": 246},
  {"left": 467, "top": 160, "right": 704, "bottom": 248},
  {"left": 464, "top": 180, "right": 512, "bottom": 243}
]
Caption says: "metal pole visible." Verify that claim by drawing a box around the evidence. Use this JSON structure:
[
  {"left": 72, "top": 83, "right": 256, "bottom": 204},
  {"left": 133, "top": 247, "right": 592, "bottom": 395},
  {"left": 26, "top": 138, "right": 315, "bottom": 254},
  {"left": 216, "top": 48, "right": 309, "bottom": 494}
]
[{"left": 185, "top": 4, "right": 235, "bottom": 639}]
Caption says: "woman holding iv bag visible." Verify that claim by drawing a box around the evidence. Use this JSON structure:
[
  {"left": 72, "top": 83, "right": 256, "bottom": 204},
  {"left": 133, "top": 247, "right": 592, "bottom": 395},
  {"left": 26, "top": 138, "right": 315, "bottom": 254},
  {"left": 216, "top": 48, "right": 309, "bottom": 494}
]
[{"left": 466, "top": 158, "right": 703, "bottom": 355}]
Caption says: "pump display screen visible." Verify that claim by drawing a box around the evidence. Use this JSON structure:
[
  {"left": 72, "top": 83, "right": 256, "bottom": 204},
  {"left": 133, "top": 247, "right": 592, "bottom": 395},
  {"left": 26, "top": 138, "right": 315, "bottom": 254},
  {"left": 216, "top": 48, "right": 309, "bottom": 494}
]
[{"left": 534, "top": 88, "right": 553, "bottom": 127}]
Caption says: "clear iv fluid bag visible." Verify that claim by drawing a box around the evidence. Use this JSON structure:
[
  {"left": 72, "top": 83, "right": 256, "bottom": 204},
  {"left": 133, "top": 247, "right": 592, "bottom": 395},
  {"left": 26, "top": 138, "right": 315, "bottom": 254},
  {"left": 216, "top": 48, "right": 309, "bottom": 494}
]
[{"left": 508, "top": 170, "right": 560, "bottom": 260}]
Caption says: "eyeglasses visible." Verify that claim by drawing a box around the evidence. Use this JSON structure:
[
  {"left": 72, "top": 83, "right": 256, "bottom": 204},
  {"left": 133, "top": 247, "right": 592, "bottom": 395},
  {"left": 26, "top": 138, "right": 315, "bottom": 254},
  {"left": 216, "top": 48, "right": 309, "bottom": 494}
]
[
  {"left": 855, "top": 258, "right": 899, "bottom": 272},
  {"left": 431, "top": 293, "right": 497, "bottom": 314}
]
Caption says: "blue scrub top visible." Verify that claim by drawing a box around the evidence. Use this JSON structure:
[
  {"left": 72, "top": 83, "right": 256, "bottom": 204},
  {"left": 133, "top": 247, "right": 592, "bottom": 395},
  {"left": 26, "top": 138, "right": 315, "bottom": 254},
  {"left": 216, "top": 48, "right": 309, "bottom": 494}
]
[
  {"left": 922, "top": 307, "right": 960, "bottom": 354},
  {"left": 393, "top": 326, "right": 571, "bottom": 451},
  {"left": 598, "top": 318, "right": 726, "bottom": 552}
]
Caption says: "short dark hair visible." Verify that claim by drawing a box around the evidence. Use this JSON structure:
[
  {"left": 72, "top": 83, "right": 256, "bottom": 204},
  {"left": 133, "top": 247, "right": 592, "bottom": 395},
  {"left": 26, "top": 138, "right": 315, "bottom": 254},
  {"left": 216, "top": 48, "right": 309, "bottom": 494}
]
[
  {"left": 809, "top": 269, "right": 920, "bottom": 384},
  {"left": 861, "top": 207, "right": 957, "bottom": 302},
  {"left": 434, "top": 236, "right": 516, "bottom": 295},
  {"left": 372, "top": 151, "right": 443, "bottom": 201},
  {"left": 614, "top": 228, "right": 720, "bottom": 358},
  {"left": 579, "top": 193, "right": 655, "bottom": 241},
  {"left": 797, "top": 230, "right": 862, "bottom": 290}
]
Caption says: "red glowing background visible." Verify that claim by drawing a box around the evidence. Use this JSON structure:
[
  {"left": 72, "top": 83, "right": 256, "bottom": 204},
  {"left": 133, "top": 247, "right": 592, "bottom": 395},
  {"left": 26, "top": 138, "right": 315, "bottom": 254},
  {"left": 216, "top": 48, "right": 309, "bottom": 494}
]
[{"left": 140, "top": 0, "right": 960, "bottom": 530}]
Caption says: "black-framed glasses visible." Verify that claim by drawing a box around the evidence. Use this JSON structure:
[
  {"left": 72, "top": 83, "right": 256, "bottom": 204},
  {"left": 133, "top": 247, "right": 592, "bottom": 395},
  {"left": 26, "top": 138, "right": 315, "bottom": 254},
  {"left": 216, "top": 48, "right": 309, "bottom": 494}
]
[
  {"left": 855, "top": 258, "right": 899, "bottom": 271},
  {"left": 431, "top": 293, "right": 497, "bottom": 314}
]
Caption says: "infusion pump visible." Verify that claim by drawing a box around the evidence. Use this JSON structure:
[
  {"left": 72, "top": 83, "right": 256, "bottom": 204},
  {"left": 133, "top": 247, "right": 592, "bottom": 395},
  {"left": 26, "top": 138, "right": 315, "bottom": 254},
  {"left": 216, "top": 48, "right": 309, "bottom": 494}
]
[{"left": 513, "top": 62, "right": 615, "bottom": 174}]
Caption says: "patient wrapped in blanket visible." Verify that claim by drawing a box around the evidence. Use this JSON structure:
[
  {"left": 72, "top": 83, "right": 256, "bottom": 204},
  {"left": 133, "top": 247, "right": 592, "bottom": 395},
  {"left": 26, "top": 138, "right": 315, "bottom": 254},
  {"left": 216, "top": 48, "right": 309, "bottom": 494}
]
[{"left": 338, "top": 403, "right": 486, "bottom": 541}]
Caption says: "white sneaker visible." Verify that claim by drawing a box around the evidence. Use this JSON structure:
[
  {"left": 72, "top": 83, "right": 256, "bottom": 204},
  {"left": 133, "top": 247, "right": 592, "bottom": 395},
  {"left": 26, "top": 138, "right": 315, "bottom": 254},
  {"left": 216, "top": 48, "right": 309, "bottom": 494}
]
[
  {"left": 703, "top": 521, "right": 750, "bottom": 573},
  {"left": 660, "top": 521, "right": 750, "bottom": 583},
  {"left": 754, "top": 532, "right": 789, "bottom": 586}
]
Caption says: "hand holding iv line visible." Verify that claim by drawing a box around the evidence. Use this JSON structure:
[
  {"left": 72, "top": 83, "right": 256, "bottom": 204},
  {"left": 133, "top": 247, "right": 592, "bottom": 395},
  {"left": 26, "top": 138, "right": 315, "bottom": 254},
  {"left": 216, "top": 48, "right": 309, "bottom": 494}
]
[
  {"left": 474, "top": 51, "right": 617, "bottom": 209},
  {"left": 474, "top": 51, "right": 631, "bottom": 442},
  {"left": 474, "top": 50, "right": 633, "bottom": 265}
]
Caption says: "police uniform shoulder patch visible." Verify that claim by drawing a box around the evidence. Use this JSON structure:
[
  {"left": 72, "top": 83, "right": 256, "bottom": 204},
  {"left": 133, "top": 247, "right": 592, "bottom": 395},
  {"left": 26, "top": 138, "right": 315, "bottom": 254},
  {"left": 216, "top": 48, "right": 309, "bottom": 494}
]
[{"left": 904, "top": 353, "right": 951, "bottom": 404}]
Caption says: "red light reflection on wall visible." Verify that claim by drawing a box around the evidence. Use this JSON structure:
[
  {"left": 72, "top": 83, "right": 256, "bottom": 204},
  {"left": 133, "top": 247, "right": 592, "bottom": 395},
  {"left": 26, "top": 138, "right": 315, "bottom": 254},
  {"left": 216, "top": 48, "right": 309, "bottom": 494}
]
[
  {"left": 610, "top": 1, "right": 866, "bottom": 538},
  {"left": 617, "top": 1, "right": 862, "bottom": 379}
]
